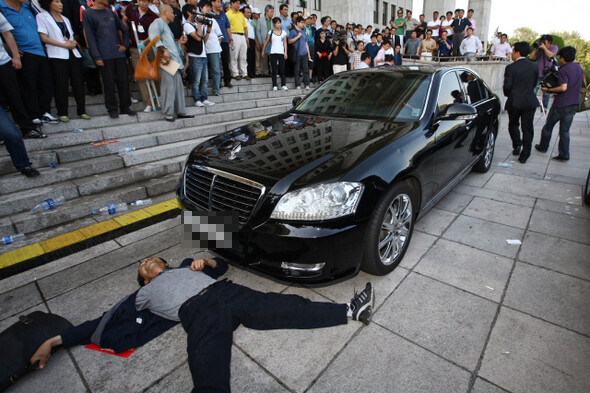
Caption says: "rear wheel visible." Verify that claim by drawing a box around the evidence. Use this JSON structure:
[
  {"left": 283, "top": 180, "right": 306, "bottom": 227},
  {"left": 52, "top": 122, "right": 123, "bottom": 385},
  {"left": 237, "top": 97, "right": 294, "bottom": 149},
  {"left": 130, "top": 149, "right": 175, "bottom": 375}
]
[
  {"left": 361, "top": 182, "right": 417, "bottom": 276},
  {"left": 473, "top": 130, "right": 495, "bottom": 173}
]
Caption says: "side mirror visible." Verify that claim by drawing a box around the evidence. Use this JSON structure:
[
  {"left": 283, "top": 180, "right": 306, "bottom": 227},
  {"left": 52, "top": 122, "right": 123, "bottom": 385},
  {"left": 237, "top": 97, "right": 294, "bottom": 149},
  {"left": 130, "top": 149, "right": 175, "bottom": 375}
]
[
  {"left": 292, "top": 97, "right": 302, "bottom": 107},
  {"left": 436, "top": 103, "right": 477, "bottom": 121}
]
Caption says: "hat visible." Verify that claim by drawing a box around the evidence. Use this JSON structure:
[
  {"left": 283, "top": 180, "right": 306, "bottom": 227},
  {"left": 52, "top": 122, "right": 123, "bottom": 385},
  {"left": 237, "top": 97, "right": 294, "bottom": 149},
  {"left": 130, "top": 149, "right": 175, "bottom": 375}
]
[
  {"left": 303, "top": 12, "right": 311, "bottom": 19},
  {"left": 252, "top": 7, "right": 261, "bottom": 14}
]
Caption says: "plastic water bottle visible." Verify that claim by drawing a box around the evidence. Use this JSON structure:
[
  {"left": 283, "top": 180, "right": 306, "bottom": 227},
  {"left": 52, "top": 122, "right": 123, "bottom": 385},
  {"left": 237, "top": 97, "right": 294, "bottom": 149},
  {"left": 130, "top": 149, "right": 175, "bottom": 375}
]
[
  {"left": 2, "top": 233, "right": 25, "bottom": 245},
  {"left": 31, "top": 196, "right": 66, "bottom": 213},
  {"left": 93, "top": 202, "right": 128, "bottom": 215},
  {"left": 121, "top": 147, "right": 136, "bottom": 153},
  {"left": 131, "top": 198, "right": 152, "bottom": 207},
  {"left": 230, "top": 45, "right": 234, "bottom": 51},
  {"left": 73, "top": 128, "right": 84, "bottom": 133},
  {"left": 49, "top": 162, "right": 58, "bottom": 168}
]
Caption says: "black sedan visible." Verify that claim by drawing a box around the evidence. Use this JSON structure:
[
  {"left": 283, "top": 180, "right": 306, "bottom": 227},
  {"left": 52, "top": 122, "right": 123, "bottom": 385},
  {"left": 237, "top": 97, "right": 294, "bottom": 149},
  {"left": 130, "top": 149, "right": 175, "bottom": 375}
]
[{"left": 177, "top": 66, "right": 500, "bottom": 283}]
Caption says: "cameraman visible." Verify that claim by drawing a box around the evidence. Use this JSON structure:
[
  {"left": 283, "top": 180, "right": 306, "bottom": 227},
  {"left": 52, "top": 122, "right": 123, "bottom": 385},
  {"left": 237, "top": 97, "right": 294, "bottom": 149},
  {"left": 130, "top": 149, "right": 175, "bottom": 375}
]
[
  {"left": 535, "top": 46, "right": 583, "bottom": 161},
  {"left": 531, "top": 34, "right": 557, "bottom": 109},
  {"left": 331, "top": 30, "right": 350, "bottom": 74}
]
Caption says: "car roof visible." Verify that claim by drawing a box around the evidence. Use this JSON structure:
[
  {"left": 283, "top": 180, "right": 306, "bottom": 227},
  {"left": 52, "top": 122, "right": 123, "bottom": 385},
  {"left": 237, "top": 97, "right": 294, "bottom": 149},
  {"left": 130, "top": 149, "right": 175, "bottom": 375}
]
[{"left": 348, "top": 65, "right": 470, "bottom": 76}]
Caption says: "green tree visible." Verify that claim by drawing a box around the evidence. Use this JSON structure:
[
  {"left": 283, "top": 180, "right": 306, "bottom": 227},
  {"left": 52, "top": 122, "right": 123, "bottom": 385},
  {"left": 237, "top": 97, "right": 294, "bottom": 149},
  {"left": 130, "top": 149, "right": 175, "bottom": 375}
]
[{"left": 509, "top": 27, "right": 538, "bottom": 45}]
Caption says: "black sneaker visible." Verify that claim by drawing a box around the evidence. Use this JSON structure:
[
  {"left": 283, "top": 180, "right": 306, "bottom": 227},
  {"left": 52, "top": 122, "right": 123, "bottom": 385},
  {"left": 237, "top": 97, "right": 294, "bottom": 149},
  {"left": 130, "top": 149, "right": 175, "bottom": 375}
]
[
  {"left": 350, "top": 282, "right": 374, "bottom": 325},
  {"left": 108, "top": 111, "right": 119, "bottom": 119},
  {"left": 21, "top": 167, "right": 40, "bottom": 177},
  {"left": 22, "top": 128, "right": 47, "bottom": 139},
  {"left": 121, "top": 108, "right": 137, "bottom": 116}
]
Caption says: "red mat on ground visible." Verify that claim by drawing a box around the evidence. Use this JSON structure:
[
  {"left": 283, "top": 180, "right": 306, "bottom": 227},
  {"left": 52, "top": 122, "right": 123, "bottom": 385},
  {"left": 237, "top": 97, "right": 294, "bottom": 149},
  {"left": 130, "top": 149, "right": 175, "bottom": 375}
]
[{"left": 84, "top": 343, "right": 136, "bottom": 358}]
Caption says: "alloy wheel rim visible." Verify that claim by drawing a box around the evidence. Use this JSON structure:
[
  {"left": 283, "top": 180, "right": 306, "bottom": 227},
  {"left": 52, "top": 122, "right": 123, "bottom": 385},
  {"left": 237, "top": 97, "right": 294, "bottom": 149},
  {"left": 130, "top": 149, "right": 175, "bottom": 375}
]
[
  {"left": 484, "top": 132, "right": 495, "bottom": 168},
  {"left": 378, "top": 194, "right": 412, "bottom": 265}
]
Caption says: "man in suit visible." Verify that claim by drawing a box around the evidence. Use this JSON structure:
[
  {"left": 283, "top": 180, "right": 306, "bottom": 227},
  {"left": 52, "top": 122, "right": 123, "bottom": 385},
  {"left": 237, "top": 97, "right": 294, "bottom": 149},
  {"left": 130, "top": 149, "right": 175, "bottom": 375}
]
[{"left": 503, "top": 41, "right": 539, "bottom": 163}]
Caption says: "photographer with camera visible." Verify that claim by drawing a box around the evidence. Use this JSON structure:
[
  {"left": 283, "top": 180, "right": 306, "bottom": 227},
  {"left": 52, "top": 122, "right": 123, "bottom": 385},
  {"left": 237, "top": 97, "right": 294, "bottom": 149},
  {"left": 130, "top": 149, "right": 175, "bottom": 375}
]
[
  {"left": 531, "top": 34, "right": 558, "bottom": 110},
  {"left": 331, "top": 29, "right": 350, "bottom": 74},
  {"left": 535, "top": 46, "right": 583, "bottom": 161}
]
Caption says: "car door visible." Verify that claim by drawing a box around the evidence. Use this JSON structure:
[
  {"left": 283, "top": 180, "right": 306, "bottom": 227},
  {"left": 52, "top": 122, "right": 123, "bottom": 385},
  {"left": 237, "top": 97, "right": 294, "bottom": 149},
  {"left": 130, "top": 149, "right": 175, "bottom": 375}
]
[
  {"left": 459, "top": 70, "right": 493, "bottom": 164},
  {"left": 432, "top": 70, "right": 475, "bottom": 193}
]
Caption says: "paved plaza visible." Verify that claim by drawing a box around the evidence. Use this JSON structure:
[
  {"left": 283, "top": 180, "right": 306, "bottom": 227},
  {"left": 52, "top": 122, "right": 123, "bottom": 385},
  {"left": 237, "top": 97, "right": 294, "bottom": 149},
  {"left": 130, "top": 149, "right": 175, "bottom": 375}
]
[{"left": 1, "top": 111, "right": 589, "bottom": 393}]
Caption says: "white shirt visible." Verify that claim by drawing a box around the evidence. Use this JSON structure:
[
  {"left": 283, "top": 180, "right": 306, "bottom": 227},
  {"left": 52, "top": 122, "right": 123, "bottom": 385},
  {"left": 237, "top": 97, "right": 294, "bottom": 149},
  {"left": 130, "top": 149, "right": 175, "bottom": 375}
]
[
  {"left": 148, "top": 4, "right": 159, "bottom": 14},
  {"left": 268, "top": 30, "right": 286, "bottom": 54},
  {"left": 36, "top": 12, "right": 81, "bottom": 59},
  {"left": 0, "top": 13, "right": 13, "bottom": 65},
  {"left": 441, "top": 20, "right": 452, "bottom": 35},
  {"left": 427, "top": 20, "right": 440, "bottom": 37},
  {"left": 245, "top": 18, "right": 255, "bottom": 39},
  {"left": 205, "top": 18, "right": 222, "bottom": 54},
  {"left": 357, "top": 62, "right": 370, "bottom": 69},
  {"left": 460, "top": 35, "right": 482, "bottom": 55},
  {"left": 491, "top": 42, "right": 511, "bottom": 57},
  {"left": 183, "top": 22, "right": 207, "bottom": 58}
]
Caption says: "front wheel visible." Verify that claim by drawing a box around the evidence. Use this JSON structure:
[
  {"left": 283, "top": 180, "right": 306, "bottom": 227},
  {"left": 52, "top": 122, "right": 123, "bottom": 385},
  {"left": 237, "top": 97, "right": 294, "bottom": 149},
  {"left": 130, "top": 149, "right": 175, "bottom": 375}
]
[
  {"left": 473, "top": 130, "right": 495, "bottom": 173},
  {"left": 361, "top": 182, "right": 417, "bottom": 276}
]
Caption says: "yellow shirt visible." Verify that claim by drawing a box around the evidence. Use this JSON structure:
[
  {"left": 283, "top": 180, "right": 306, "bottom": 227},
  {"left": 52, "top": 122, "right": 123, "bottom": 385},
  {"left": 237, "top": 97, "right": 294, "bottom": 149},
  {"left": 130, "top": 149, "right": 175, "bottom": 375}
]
[{"left": 225, "top": 9, "right": 247, "bottom": 34}]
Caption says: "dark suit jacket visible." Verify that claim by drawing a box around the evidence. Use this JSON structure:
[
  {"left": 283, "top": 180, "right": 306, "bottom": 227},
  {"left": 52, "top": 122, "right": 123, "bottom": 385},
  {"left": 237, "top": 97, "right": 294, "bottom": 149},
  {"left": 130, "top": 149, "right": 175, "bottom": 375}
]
[{"left": 503, "top": 58, "right": 540, "bottom": 111}]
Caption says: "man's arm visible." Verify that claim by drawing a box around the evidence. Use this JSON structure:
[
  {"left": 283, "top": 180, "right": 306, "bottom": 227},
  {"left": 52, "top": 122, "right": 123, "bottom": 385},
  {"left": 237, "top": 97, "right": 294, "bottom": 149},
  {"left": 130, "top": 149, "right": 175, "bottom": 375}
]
[
  {"left": 503, "top": 64, "right": 513, "bottom": 96},
  {"left": 82, "top": 12, "right": 103, "bottom": 64},
  {"left": 542, "top": 83, "right": 567, "bottom": 94},
  {"left": 288, "top": 30, "right": 301, "bottom": 44},
  {"left": 1, "top": 30, "right": 21, "bottom": 69},
  {"left": 115, "top": 13, "right": 130, "bottom": 49}
]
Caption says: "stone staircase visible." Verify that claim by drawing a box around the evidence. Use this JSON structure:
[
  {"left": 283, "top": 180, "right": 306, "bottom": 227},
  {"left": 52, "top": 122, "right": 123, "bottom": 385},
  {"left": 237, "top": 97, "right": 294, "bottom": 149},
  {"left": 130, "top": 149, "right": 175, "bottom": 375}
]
[{"left": 0, "top": 77, "right": 309, "bottom": 247}]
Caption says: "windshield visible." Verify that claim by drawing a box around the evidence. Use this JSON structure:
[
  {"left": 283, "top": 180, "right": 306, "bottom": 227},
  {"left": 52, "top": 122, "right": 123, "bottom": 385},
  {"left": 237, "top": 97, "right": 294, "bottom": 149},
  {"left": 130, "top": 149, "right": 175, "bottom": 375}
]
[{"left": 295, "top": 71, "right": 431, "bottom": 121}]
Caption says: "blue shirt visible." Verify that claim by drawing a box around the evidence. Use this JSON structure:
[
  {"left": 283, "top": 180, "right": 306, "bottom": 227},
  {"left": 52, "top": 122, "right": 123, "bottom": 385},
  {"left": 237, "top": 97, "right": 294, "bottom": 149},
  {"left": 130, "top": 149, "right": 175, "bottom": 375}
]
[
  {"left": 214, "top": 10, "right": 230, "bottom": 43},
  {"left": 82, "top": 8, "right": 129, "bottom": 62},
  {"left": 553, "top": 61, "right": 583, "bottom": 108},
  {"left": 365, "top": 42, "right": 380, "bottom": 66},
  {"left": 0, "top": 0, "right": 45, "bottom": 56},
  {"left": 438, "top": 38, "right": 452, "bottom": 55},
  {"left": 279, "top": 15, "right": 291, "bottom": 34},
  {"left": 289, "top": 28, "right": 308, "bottom": 56}
]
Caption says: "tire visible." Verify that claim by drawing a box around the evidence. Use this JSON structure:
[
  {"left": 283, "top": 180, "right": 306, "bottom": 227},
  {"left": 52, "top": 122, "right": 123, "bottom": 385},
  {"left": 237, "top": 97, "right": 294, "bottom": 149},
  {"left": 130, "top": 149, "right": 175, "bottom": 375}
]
[
  {"left": 361, "top": 181, "right": 417, "bottom": 276},
  {"left": 473, "top": 130, "right": 495, "bottom": 173},
  {"left": 584, "top": 169, "right": 590, "bottom": 206}
]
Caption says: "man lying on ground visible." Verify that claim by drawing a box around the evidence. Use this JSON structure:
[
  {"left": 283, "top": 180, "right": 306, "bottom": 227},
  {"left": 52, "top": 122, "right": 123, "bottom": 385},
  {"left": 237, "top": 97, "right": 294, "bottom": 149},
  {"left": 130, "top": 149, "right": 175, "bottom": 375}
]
[{"left": 30, "top": 256, "right": 374, "bottom": 392}]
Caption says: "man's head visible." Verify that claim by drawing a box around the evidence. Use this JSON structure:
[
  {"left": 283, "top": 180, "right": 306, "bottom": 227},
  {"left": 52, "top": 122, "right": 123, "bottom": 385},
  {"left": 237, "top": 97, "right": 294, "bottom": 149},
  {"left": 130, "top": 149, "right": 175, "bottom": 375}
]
[
  {"left": 360, "top": 52, "right": 370, "bottom": 65},
  {"left": 411, "top": 30, "right": 417, "bottom": 39},
  {"left": 295, "top": 16, "right": 304, "bottom": 29},
  {"left": 558, "top": 46, "right": 576, "bottom": 64},
  {"left": 159, "top": 4, "right": 174, "bottom": 22},
  {"left": 466, "top": 27, "right": 473, "bottom": 37},
  {"left": 210, "top": 0, "right": 221, "bottom": 12},
  {"left": 242, "top": 6, "right": 251, "bottom": 19},
  {"left": 406, "top": 10, "right": 412, "bottom": 19},
  {"left": 229, "top": 0, "right": 240, "bottom": 11},
  {"left": 500, "top": 34, "right": 507, "bottom": 43},
  {"left": 382, "top": 39, "right": 391, "bottom": 51},
  {"left": 290, "top": 11, "right": 298, "bottom": 23},
  {"left": 181, "top": 3, "right": 195, "bottom": 20},
  {"left": 264, "top": 4, "right": 274, "bottom": 19},
  {"left": 426, "top": 30, "right": 432, "bottom": 38},
  {"left": 312, "top": 14, "right": 317, "bottom": 24},
  {"left": 446, "top": 11, "right": 453, "bottom": 20},
  {"left": 540, "top": 34, "right": 553, "bottom": 46},
  {"left": 137, "top": 0, "right": 149, "bottom": 12},
  {"left": 459, "top": 9, "right": 465, "bottom": 18},
  {"left": 467, "top": 8, "right": 474, "bottom": 18},
  {"left": 356, "top": 41, "right": 364, "bottom": 51},
  {"left": 330, "top": 20, "right": 337, "bottom": 30},
  {"left": 512, "top": 41, "right": 530, "bottom": 60},
  {"left": 394, "top": 44, "right": 401, "bottom": 53},
  {"left": 454, "top": 8, "right": 460, "bottom": 18},
  {"left": 441, "top": 30, "right": 448, "bottom": 40},
  {"left": 376, "top": 33, "right": 382, "bottom": 43},
  {"left": 279, "top": 3, "right": 288, "bottom": 17},
  {"left": 419, "top": 14, "right": 425, "bottom": 22},
  {"left": 432, "top": 11, "right": 439, "bottom": 20},
  {"left": 371, "top": 34, "right": 377, "bottom": 44},
  {"left": 396, "top": 9, "right": 403, "bottom": 19},
  {"left": 366, "top": 25, "right": 372, "bottom": 34},
  {"left": 137, "top": 257, "right": 169, "bottom": 286},
  {"left": 251, "top": 7, "right": 260, "bottom": 19},
  {"left": 320, "top": 16, "right": 330, "bottom": 27}
]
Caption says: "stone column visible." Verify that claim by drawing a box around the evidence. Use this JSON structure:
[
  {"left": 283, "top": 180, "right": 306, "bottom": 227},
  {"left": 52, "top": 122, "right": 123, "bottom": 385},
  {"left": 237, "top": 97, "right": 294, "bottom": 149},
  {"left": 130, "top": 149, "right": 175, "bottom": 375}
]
[
  {"left": 422, "top": 0, "right": 455, "bottom": 20},
  {"left": 468, "top": 0, "right": 492, "bottom": 45}
]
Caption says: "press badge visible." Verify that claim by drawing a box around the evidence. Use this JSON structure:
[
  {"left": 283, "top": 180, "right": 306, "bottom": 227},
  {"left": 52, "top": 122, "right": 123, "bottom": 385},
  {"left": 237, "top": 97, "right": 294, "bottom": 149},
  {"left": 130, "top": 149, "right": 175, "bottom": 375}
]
[{"left": 138, "top": 25, "right": 145, "bottom": 33}]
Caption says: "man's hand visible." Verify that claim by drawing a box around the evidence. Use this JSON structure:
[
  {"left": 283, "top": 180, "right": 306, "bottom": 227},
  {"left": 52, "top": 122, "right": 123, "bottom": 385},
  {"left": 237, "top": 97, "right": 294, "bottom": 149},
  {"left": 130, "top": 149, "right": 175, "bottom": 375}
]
[
  {"left": 190, "top": 258, "right": 217, "bottom": 271},
  {"left": 117, "top": 44, "right": 126, "bottom": 53},
  {"left": 30, "top": 336, "right": 62, "bottom": 370},
  {"left": 11, "top": 56, "right": 21, "bottom": 70},
  {"left": 541, "top": 86, "right": 549, "bottom": 93},
  {"left": 96, "top": 60, "right": 104, "bottom": 67},
  {"left": 161, "top": 48, "right": 171, "bottom": 65}
]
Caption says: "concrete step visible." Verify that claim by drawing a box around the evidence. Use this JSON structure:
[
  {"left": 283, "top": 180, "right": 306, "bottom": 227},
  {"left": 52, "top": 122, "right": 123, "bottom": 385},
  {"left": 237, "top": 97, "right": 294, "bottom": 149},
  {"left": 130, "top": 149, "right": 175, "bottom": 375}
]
[
  {"left": 0, "top": 180, "right": 79, "bottom": 217},
  {"left": 0, "top": 150, "right": 57, "bottom": 176}
]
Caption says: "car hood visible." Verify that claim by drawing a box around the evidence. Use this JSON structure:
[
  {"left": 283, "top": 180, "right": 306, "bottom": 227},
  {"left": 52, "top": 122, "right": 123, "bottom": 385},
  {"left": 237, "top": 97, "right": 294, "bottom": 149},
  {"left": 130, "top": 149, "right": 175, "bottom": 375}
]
[{"left": 187, "top": 112, "right": 418, "bottom": 192}]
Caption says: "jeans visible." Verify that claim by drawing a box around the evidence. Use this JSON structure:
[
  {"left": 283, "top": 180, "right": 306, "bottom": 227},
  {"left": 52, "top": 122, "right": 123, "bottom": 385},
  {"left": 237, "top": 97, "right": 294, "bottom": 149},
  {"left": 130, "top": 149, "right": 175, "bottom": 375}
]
[
  {"left": 294, "top": 54, "right": 310, "bottom": 87},
  {"left": 538, "top": 104, "right": 577, "bottom": 159},
  {"left": 178, "top": 279, "right": 347, "bottom": 393},
  {"left": 534, "top": 81, "right": 551, "bottom": 109},
  {"left": 189, "top": 56, "right": 208, "bottom": 102},
  {"left": 0, "top": 106, "right": 32, "bottom": 171},
  {"left": 207, "top": 52, "right": 221, "bottom": 95}
]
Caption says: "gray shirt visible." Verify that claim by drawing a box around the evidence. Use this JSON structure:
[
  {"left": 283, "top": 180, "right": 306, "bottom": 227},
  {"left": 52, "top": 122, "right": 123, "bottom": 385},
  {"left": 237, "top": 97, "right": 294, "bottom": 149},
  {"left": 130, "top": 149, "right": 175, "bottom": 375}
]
[
  {"left": 135, "top": 268, "right": 215, "bottom": 321},
  {"left": 148, "top": 17, "right": 183, "bottom": 70},
  {"left": 404, "top": 38, "right": 421, "bottom": 55}
]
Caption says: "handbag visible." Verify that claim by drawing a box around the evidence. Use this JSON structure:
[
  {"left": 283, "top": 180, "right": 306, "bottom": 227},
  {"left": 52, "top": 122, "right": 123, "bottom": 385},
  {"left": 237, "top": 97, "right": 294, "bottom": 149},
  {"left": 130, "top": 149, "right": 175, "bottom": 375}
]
[
  {"left": 134, "top": 36, "right": 163, "bottom": 81},
  {"left": 0, "top": 311, "right": 73, "bottom": 392},
  {"left": 578, "top": 87, "right": 590, "bottom": 113},
  {"left": 80, "top": 47, "right": 97, "bottom": 69},
  {"left": 264, "top": 40, "right": 271, "bottom": 56}
]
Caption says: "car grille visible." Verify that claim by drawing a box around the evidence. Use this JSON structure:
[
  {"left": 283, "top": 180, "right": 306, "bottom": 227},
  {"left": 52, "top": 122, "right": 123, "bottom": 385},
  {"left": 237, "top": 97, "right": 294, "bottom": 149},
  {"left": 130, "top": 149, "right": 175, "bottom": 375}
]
[{"left": 184, "top": 165, "right": 265, "bottom": 225}]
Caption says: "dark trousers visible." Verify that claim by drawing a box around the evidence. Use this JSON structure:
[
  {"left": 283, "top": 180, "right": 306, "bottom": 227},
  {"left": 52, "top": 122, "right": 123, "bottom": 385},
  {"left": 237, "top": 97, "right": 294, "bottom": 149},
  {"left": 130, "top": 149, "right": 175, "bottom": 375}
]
[
  {"left": 508, "top": 107, "right": 536, "bottom": 158},
  {"left": 452, "top": 33, "right": 464, "bottom": 56},
  {"left": 99, "top": 57, "right": 131, "bottom": 114},
  {"left": 294, "top": 54, "right": 310, "bottom": 87},
  {"left": 49, "top": 55, "right": 86, "bottom": 116},
  {"left": 270, "top": 54, "right": 286, "bottom": 87},
  {"left": 178, "top": 280, "right": 347, "bottom": 393},
  {"left": 247, "top": 38, "right": 256, "bottom": 77},
  {"left": 0, "top": 62, "right": 36, "bottom": 131},
  {"left": 316, "top": 58, "right": 331, "bottom": 81},
  {"left": 84, "top": 67, "right": 102, "bottom": 95},
  {"left": 220, "top": 42, "right": 232, "bottom": 85},
  {"left": 539, "top": 104, "right": 577, "bottom": 159},
  {"left": 16, "top": 52, "right": 53, "bottom": 119},
  {"left": 0, "top": 106, "right": 32, "bottom": 171}
]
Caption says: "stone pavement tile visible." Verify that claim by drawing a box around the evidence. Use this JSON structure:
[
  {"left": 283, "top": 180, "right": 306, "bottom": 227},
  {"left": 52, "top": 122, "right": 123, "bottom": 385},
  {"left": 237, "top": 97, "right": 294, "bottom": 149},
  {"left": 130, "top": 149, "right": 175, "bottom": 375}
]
[
  {"left": 145, "top": 348, "right": 289, "bottom": 393},
  {"left": 442, "top": 216, "right": 524, "bottom": 258},
  {"left": 546, "top": 163, "right": 588, "bottom": 181},
  {"left": 399, "top": 231, "right": 438, "bottom": 269},
  {"left": 528, "top": 208, "right": 590, "bottom": 245},
  {"left": 461, "top": 171, "right": 494, "bottom": 187},
  {"left": 310, "top": 267, "right": 408, "bottom": 311},
  {"left": 415, "top": 239, "right": 513, "bottom": 303},
  {"left": 434, "top": 190, "right": 474, "bottom": 214},
  {"left": 0, "top": 283, "right": 43, "bottom": 321},
  {"left": 373, "top": 273, "right": 497, "bottom": 370},
  {"left": 70, "top": 324, "right": 187, "bottom": 393},
  {"left": 490, "top": 161, "right": 547, "bottom": 180},
  {"left": 0, "top": 241, "right": 121, "bottom": 295},
  {"left": 115, "top": 216, "right": 180, "bottom": 247},
  {"left": 479, "top": 307, "right": 590, "bottom": 393},
  {"left": 38, "top": 226, "right": 182, "bottom": 300},
  {"left": 535, "top": 198, "right": 590, "bottom": 220},
  {"left": 454, "top": 184, "right": 535, "bottom": 208},
  {"left": 233, "top": 286, "right": 360, "bottom": 393},
  {"left": 471, "top": 378, "right": 507, "bottom": 393},
  {"left": 503, "top": 262, "right": 590, "bottom": 336},
  {"left": 519, "top": 232, "right": 590, "bottom": 281},
  {"left": 308, "top": 325, "right": 471, "bottom": 393},
  {"left": 6, "top": 350, "right": 87, "bottom": 393},
  {"left": 414, "top": 208, "right": 457, "bottom": 236},
  {"left": 485, "top": 173, "right": 582, "bottom": 205},
  {"left": 463, "top": 196, "right": 533, "bottom": 229}
]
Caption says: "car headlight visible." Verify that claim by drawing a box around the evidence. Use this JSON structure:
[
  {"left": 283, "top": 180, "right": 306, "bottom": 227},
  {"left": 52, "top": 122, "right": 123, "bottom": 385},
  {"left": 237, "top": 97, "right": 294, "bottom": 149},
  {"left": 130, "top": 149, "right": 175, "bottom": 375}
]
[{"left": 271, "top": 182, "right": 364, "bottom": 221}]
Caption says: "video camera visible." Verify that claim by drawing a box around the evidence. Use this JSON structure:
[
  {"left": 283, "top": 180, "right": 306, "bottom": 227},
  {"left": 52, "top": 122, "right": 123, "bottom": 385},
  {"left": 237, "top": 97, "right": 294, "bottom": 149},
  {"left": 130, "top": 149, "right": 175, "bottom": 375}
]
[
  {"left": 540, "top": 57, "right": 559, "bottom": 88},
  {"left": 332, "top": 30, "right": 346, "bottom": 43},
  {"left": 190, "top": 12, "right": 219, "bottom": 27}
]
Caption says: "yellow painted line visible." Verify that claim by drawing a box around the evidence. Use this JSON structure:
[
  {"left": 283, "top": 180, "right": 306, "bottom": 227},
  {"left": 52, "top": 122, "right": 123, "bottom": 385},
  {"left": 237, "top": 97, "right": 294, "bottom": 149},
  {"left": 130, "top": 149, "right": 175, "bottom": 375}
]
[
  {"left": 40, "top": 230, "right": 87, "bottom": 253},
  {"left": 0, "top": 243, "right": 45, "bottom": 269},
  {"left": 1, "top": 199, "right": 182, "bottom": 270},
  {"left": 78, "top": 219, "right": 122, "bottom": 238},
  {"left": 113, "top": 209, "right": 153, "bottom": 226}
]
